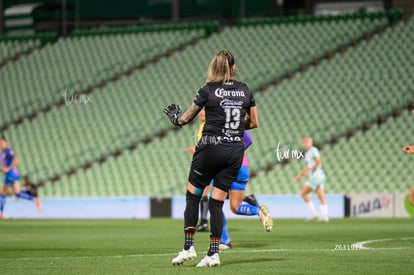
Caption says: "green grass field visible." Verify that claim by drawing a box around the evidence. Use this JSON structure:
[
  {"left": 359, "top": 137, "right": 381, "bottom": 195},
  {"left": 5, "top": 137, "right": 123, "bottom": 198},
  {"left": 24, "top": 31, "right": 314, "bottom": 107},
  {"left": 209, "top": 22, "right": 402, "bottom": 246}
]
[{"left": 0, "top": 218, "right": 413, "bottom": 274}]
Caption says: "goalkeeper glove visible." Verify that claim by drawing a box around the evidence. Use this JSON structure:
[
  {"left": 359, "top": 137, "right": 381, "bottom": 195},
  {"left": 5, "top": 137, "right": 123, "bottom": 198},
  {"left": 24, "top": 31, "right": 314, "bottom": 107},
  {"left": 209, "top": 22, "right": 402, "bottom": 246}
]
[{"left": 163, "top": 104, "right": 182, "bottom": 127}]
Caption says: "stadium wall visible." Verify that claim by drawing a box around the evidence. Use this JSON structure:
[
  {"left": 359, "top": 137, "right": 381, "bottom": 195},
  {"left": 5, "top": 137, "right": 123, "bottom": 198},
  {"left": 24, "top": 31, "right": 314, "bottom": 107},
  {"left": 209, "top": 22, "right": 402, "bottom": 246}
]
[
  {"left": 2, "top": 195, "right": 343, "bottom": 219},
  {"left": 349, "top": 193, "right": 412, "bottom": 218},
  {"left": 3, "top": 194, "right": 412, "bottom": 219}
]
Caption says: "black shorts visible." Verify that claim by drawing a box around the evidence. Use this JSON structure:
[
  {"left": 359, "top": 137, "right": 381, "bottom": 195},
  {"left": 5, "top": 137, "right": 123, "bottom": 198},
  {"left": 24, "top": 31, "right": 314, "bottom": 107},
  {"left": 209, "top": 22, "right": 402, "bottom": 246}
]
[{"left": 188, "top": 142, "right": 244, "bottom": 192}]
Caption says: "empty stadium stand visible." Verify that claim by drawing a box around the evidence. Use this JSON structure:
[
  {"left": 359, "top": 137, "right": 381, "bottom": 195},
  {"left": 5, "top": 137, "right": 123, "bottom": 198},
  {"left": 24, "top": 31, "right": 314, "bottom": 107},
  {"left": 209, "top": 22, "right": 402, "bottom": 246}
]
[{"left": 2, "top": 11, "right": 412, "bottom": 197}]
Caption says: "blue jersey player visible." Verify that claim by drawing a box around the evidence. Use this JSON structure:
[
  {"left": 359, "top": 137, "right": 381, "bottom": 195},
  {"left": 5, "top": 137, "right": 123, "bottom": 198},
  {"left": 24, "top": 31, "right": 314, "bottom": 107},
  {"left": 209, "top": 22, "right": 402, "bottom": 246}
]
[
  {"left": 220, "top": 131, "right": 271, "bottom": 250},
  {"left": 0, "top": 136, "right": 41, "bottom": 219}
]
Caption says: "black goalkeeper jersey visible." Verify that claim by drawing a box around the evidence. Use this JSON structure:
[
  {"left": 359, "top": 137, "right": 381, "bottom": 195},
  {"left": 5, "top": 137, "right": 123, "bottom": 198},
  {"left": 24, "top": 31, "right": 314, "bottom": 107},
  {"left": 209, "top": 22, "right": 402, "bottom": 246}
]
[{"left": 193, "top": 80, "right": 256, "bottom": 144}]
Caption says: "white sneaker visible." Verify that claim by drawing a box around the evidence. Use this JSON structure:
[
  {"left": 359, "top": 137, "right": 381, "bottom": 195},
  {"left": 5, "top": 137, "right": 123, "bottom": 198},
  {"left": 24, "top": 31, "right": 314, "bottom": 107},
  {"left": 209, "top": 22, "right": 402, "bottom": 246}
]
[
  {"left": 196, "top": 253, "right": 220, "bottom": 267},
  {"left": 259, "top": 205, "right": 273, "bottom": 232},
  {"left": 171, "top": 246, "right": 197, "bottom": 265},
  {"left": 319, "top": 217, "right": 329, "bottom": 222}
]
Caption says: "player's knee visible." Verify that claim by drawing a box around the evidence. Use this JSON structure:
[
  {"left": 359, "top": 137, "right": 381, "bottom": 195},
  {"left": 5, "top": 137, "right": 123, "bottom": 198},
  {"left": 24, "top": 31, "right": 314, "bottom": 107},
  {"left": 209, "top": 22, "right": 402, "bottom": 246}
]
[
  {"left": 229, "top": 203, "right": 238, "bottom": 214},
  {"left": 300, "top": 190, "right": 307, "bottom": 198},
  {"left": 208, "top": 197, "right": 224, "bottom": 212},
  {"left": 187, "top": 182, "right": 204, "bottom": 197}
]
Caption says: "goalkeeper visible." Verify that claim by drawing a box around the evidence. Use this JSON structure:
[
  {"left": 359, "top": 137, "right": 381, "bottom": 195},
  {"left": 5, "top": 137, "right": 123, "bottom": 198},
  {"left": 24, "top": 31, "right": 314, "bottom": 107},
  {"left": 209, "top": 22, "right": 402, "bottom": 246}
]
[
  {"left": 187, "top": 108, "right": 262, "bottom": 240},
  {"left": 164, "top": 51, "right": 272, "bottom": 267}
]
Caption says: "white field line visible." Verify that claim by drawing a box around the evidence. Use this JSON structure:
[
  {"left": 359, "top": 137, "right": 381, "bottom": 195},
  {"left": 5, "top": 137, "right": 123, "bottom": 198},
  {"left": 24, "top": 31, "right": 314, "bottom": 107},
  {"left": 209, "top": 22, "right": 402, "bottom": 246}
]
[
  {"left": 1, "top": 241, "right": 413, "bottom": 262},
  {"left": 352, "top": 237, "right": 414, "bottom": 250}
]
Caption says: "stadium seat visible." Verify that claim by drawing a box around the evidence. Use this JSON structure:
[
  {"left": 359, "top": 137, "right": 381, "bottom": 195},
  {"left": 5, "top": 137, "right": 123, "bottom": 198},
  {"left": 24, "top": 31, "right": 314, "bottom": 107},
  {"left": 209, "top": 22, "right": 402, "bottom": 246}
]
[{"left": 7, "top": 14, "right": 413, "bottom": 196}]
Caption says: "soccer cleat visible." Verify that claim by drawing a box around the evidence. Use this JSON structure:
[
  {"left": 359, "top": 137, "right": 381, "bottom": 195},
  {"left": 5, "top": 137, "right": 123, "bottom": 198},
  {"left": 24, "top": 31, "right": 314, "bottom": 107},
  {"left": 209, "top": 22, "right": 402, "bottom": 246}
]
[
  {"left": 196, "top": 223, "right": 209, "bottom": 232},
  {"left": 243, "top": 194, "right": 259, "bottom": 207},
  {"left": 259, "top": 205, "right": 273, "bottom": 232},
  {"left": 219, "top": 242, "right": 232, "bottom": 250},
  {"left": 34, "top": 198, "right": 42, "bottom": 211},
  {"left": 171, "top": 246, "right": 197, "bottom": 265},
  {"left": 196, "top": 253, "right": 220, "bottom": 267}
]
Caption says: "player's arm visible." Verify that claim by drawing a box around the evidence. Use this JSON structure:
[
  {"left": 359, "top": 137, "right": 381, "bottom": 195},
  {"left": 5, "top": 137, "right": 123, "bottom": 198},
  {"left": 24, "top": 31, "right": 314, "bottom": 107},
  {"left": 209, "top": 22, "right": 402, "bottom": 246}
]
[
  {"left": 244, "top": 106, "right": 258, "bottom": 130},
  {"left": 309, "top": 157, "right": 321, "bottom": 172},
  {"left": 3, "top": 156, "right": 19, "bottom": 173},
  {"left": 403, "top": 146, "right": 414, "bottom": 154},
  {"left": 186, "top": 146, "right": 196, "bottom": 154},
  {"left": 178, "top": 103, "right": 202, "bottom": 126},
  {"left": 164, "top": 103, "right": 201, "bottom": 127},
  {"left": 295, "top": 165, "right": 309, "bottom": 183}
]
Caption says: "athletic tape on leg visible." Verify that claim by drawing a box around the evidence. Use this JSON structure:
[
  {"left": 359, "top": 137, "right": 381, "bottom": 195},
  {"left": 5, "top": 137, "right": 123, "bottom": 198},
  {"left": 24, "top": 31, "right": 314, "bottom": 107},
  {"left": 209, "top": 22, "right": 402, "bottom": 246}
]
[{"left": 195, "top": 187, "right": 203, "bottom": 197}]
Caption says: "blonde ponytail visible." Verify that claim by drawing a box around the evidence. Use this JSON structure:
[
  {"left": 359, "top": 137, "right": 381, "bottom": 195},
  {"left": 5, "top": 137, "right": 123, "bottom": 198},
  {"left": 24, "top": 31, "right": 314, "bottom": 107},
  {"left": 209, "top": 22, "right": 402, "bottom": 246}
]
[{"left": 206, "top": 51, "right": 235, "bottom": 83}]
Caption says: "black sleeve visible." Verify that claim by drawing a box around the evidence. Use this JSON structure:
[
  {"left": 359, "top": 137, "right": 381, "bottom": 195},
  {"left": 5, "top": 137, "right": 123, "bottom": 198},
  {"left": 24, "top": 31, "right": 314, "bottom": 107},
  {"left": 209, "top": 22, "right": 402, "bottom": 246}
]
[
  {"left": 244, "top": 83, "right": 255, "bottom": 107},
  {"left": 241, "top": 82, "right": 255, "bottom": 107},
  {"left": 193, "top": 85, "right": 209, "bottom": 107}
]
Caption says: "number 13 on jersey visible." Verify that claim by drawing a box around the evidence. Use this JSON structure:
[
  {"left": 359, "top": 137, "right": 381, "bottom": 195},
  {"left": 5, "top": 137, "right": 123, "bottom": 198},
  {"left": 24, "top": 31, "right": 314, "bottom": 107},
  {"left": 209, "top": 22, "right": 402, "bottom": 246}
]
[{"left": 224, "top": 108, "right": 241, "bottom": 130}]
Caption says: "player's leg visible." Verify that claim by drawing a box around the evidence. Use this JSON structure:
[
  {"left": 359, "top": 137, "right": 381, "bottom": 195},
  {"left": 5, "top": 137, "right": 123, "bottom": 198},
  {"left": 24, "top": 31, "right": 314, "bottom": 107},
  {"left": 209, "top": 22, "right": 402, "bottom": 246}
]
[
  {"left": 0, "top": 184, "right": 9, "bottom": 219},
  {"left": 196, "top": 184, "right": 211, "bottom": 232},
  {"left": 228, "top": 189, "right": 272, "bottom": 232},
  {"left": 208, "top": 186, "right": 228, "bottom": 253},
  {"left": 315, "top": 187, "right": 328, "bottom": 222},
  {"left": 229, "top": 188, "right": 273, "bottom": 232},
  {"left": 196, "top": 145, "right": 243, "bottom": 267},
  {"left": 12, "top": 180, "right": 42, "bottom": 210},
  {"left": 229, "top": 165, "right": 260, "bottom": 216},
  {"left": 301, "top": 184, "right": 318, "bottom": 220},
  {"left": 172, "top": 181, "right": 203, "bottom": 265},
  {"left": 219, "top": 187, "right": 248, "bottom": 249},
  {"left": 172, "top": 146, "right": 212, "bottom": 265},
  {"left": 196, "top": 186, "right": 227, "bottom": 267},
  {"left": 9, "top": 171, "right": 34, "bottom": 202},
  {"left": 184, "top": 182, "right": 204, "bottom": 247},
  {"left": 409, "top": 183, "right": 414, "bottom": 207},
  {"left": 229, "top": 166, "right": 272, "bottom": 231},
  {"left": 1, "top": 172, "right": 19, "bottom": 217},
  {"left": 13, "top": 180, "right": 31, "bottom": 200},
  {"left": 243, "top": 193, "right": 259, "bottom": 206},
  {"left": 236, "top": 161, "right": 272, "bottom": 230},
  {"left": 219, "top": 214, "right": 232, "bottom": 249},
  {"left": 229, "top": 189, "right": 259, "bottom": 215}
]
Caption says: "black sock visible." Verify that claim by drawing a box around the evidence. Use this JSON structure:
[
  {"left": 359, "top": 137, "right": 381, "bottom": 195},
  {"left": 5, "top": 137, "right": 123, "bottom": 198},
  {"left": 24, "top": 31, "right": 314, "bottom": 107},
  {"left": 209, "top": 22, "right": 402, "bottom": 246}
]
[
  {"left": 199, "top": 196, "right": 209, "bottom": 224},
  {"left": 208, "top": 198, "right": 224, "bottom": 256},
  {"left": 183, "top": 191, "right": 201, "bottom": 249}
]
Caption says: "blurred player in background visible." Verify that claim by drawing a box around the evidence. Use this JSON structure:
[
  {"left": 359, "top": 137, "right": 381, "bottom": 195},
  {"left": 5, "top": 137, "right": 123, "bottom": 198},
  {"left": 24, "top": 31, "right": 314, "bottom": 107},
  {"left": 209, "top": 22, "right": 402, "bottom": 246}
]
[
  {"left": 22, "top": 175, "right": 39, "bottom": 199},
  {"left": 295, "top": 137, "right": 328, "bottom": 221},
  {"left": 0, "top": 136, "right": 41, "bottom": 219},
  {"left": 219, "top": 131, "right": 266, "bottom": 250},
  {"left": 402, "top": 109, "right": 414, "bottom": 207},
  {"left": 165, "top": 50, "right": 271, "bottom": 267}
]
